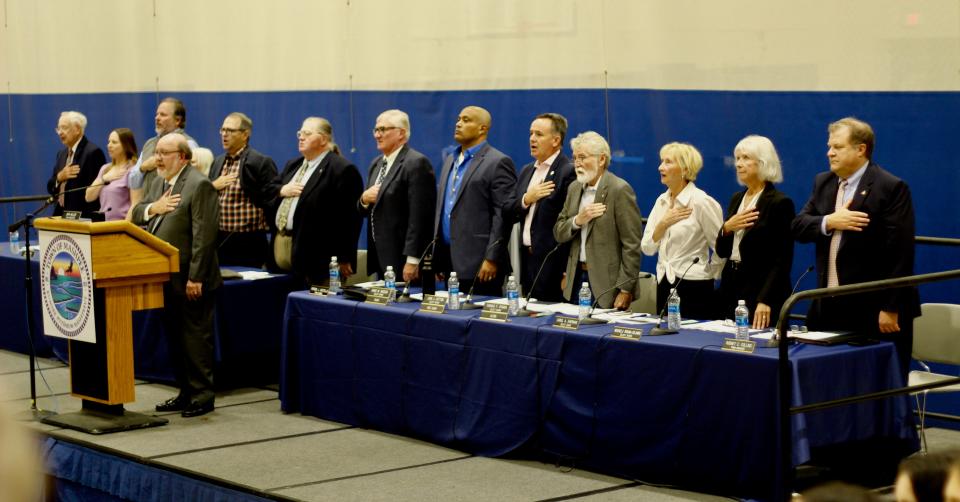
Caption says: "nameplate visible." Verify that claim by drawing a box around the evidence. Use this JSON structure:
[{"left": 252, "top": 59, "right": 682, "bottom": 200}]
[
  {"left": 722, "top": 338, "right": 757, "bottom": 354},
  {"left": 480, "top": 303, "right": 509, "bottom": 322},
  {"left": 553, "top": 315, "right": 580, "bottom": 330},
  {"left": 419, "top": 294, "right": 446, "bottom": 314},
  {"left": 364, "top": 287, "right": 392, "bottom": 305},
  {"left": 309, "top": 286, "right": 330, "bottom": 296},
  {"left": 63, "top": 211, "right": 83, "bottom": 220},
  {"left": 611, "top": 326, "right": 643, "bottom": 341}
]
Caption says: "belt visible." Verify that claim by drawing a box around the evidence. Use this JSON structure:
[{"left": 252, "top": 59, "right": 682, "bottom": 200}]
[
  {"left": 277, "top": 228, "right": 292, "bottom": 237},
  {"left": 728, "top": 260, "right": 742, "bottom": 271},
  {"left": 524, "top": 246, "right": 534, "bottom": 255},
  {"left": 579, "top": 261, "right": 589, "bottom": 271}
]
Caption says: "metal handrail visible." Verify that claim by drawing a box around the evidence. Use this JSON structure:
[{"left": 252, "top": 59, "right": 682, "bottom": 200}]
[{"left": 775, "top": 269, "right": 960, "bottom": 501}]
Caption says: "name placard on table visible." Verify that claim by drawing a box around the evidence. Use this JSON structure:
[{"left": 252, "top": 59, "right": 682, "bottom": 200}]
[
  {"left": 419, "top": 294, "right": 447, "bottom": 314},
  {"left": 722, "top": 338, "right": 757, "bottom": 354},
  {"left": 612, "top": 326, "right": 643, "bottom": 341},
  {"left": 364, "top": 287, "right": 392, "bottom": 306},
  {"left": 479, "top": 303, "right": 509, "bottom": 322},
  {"left": 552, "top": 315, "right": 581, "bottom": 330}
]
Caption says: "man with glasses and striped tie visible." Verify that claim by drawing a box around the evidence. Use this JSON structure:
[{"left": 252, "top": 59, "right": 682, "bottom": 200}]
[
  {"left": 357, "top": 110, "right": 436, "bottom": 284},
  {"left": 46, "top": 111, "right": 105, "bottom": 216}
]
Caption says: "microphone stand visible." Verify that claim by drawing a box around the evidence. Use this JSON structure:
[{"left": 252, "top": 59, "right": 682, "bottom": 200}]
[
  {"left": 578, "top": 273, "right": 646, "bottom": 325},
  {"left": 3, "top": 193, "right": 59, "bottom": 421},
  {"left": 648, "top": 257, "right": 700, "bottom": 336},
  {"left": 457, "top": 238, "right": 503, "bottom": 310},
  {"left": 397, "top": 237, "right": 437, "bottom": 303},
  {"left": 769, "top": 265, "right": 814, "bottom": 347},
  {"left": 516, "top": 242, "right": 562, "bottom": 317}
]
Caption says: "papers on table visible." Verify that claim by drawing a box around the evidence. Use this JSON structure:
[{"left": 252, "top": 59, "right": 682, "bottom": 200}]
[
  {"left": 749, "top": 330, "right": 852, "bottom": 343},
  {"left": 237, "top": 270, "right": 274, "bottom": 281},
  {"left": 686, "top": 319, "right": 770, "bottom": 337}
]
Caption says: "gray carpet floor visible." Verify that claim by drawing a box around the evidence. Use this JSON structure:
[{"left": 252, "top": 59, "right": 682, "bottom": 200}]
[{"left": 0, "top": 349, "right": 948, "bottom": 501}]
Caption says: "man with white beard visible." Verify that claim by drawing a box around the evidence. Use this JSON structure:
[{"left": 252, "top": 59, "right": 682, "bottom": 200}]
[{"left": 553, "top": 131, "right": 643, "bottom": 310}]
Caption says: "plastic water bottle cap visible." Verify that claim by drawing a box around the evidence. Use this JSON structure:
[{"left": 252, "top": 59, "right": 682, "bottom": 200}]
[
  {"left": 450, "top": 272, "right": 457, "bottom": 277},
  {"left": 738, "top": 300, "right": 746, "bottom": 305},
  {"left": 386, "top": 266, "right": 393, "bottom": 271},
  {"left": 581, "top": 282, "right": 589, "bottom": 287}
]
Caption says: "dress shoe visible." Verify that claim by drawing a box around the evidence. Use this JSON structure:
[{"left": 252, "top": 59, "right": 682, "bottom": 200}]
[
  {"left": 155, "top": 396, "right": 188, "bottom": 412},
  {"left": 181, "top": 400, "right": 215, "bottom": 418}
]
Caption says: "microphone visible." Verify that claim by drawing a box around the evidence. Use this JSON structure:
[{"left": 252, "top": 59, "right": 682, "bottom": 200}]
[
  {"left": 516, "top": 242, "right": 563, "bottom": 316},
  {"left": 459, "top": 238, "right": 504, "bottom": 310},
  {"left": 397, "top": 236, "right": 437, "bottom": 302},
  {"left": 578, "top": 272, "right": 652, "bottom": 325},
  {"left": 648, "top": 257, "right": 700, "bottom": 336},
  {"left": 772, "top": 265, "right": 814, "bottom": 338}
]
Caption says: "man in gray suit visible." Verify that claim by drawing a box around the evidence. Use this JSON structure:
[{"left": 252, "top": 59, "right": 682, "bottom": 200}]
[
  {"left": 132, "top": 133, "right": 221, "bottom": 418},
  {"left": 554, "top": 131, "right": 643, "bottom": 309},
  {"left": 434, "top": 106, "right": 517, "bottom": 296}
]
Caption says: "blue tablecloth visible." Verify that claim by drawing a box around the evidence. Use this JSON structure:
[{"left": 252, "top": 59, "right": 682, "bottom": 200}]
[
  {"left": 0, "top": 246, "right": 299, "bottom": 386},
  {"left": 280, "top": 292, "right": 918, "bottom": 499}
]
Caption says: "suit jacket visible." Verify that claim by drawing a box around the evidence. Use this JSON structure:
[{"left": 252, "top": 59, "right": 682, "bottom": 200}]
[
  {"left": 513, "top": 152, "right": 576, "bottom": 299},
  {"left": 554, "top": 171, "right": 643, "bottom": 308},
  {"left": 131, "top": 165, "right": 222, "bottom": 294},
  {"left": 274, "top": 152, "right": 363, "bottom": 281},
  {"left": 716, "top": 184, "right": 795, "bottom": 318},
  {"left": 208, "top": 146, "right": 280, "bottom": 228},
  {"left": 434, "top": 143, "right": 517, "bottom": 277},
  {"left": 46, "top": 136, "right": 106, "bottom": 216},
  {"left": 358, "top": 144, "right": 436, "bottom": 277},
  {"left": 792, "top": 162, "right": 919, "bottom": 329}
]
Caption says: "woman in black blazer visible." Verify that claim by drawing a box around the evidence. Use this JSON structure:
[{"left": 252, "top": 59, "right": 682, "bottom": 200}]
[{"left": 716, "top": 135, "right": 795, "bottom": 328}]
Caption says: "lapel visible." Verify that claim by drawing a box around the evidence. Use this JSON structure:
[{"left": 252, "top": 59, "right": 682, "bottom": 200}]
[
  {"left": 153, "top": 166, "right": 189, "bottom": 234},
  {"left": 452, "top": 143, "right": 488, "bottom": 210},
  {"left": 847, "top": 163, "right": 875, "bottom": 213},
  {"left": 300, "top": 153, "right": 331, "bottom": 199},
  {"left": 740, "top": 184, "right": 773, "bottom": 240},
  {"left": 376, "top": 145, "right": 406, "bottom": 205},
  {"left": 584, "top": 174, "right": 609, "bottom": 245},
  {"left": 518, "top": 161, "right": 536, "bottom": 191},
  {"left": 210, "top": 156, "right": 225, "bottom": 179}
]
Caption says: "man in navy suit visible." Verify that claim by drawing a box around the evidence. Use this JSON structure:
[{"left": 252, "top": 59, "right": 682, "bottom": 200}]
[
  {"left": 434, "top": 106, "right": 517, "bottom": 296},
  {"left": 272, "top": 117, "right": 363, "bottom": 286},
  {"left": 513, "top": 113, "right": 576, "bottom": 301},
  {"left": 358, "top": 109, "right": 436, "bottom": 282},
  {"left": 46, "top": 111, "right": 106, "bottom": 216},
  {"left": 792, "top": 117, "right": 919, "bottom": 375}
]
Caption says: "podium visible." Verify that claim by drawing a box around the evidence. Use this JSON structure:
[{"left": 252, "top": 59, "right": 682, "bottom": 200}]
[{"left": 34, "top": 218, "right": 179, "bottom": 434}]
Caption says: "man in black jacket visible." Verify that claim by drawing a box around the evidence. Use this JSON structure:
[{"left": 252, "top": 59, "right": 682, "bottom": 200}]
[
  {"left": 209, "top": 112, "right": 279, "bottom": 268},
  {"left": 46, "top": 111, "right": 106, "bottom": 216}
]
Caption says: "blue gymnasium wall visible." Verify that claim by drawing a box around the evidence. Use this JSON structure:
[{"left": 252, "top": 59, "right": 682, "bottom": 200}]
[{"left": 1, "top": 88, "right": 958, "bottom": 304}]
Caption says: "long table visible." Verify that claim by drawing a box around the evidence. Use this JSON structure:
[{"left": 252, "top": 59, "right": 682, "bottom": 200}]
[
  {"left": 0, "top": 245, "right": 299, "bottom": 386},
  {"left": 280, "top": 292, "right": 918, "bottom": 500}
]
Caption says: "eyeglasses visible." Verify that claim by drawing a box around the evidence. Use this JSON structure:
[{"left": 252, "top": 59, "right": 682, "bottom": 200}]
[
  {"left": 297, "top": 130, "right": 321, "bottom": 138},
  {"left": 572, "top": 154, "right": 597, "bottom": 163},
  {"left": 154, "top": 149, "right": 180, "bottom": 157},
  {"left": 220, "top": 127, "right": 245, "bottom": 135},
  {"left": 55, "top": 126, "right": 74, "bottom": 133},
  {"left": 372, "top": 126, "right": 399, "bottom": 135}
]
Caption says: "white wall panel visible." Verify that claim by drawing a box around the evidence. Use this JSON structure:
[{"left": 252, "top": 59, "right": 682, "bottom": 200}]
[{"left": 1, "top": 0, "right": 957, "bottom": 93}]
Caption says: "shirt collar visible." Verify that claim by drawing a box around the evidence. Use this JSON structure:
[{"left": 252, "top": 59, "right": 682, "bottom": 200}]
[
  {"left": 383, "top": 145, "right": 402, "bottom": 166},
  {"left": 165, "top": 164, "right": 188, "bottom": 188},
  {"left": 843, "top": 161, "right": 869, "bottom": 185},
  {"left": 458, "top": 141, "right": 486, "bottom": 159},
  {"left": 225, "top": 146, "right": 247, "bottom": 163},
  {"left": 674, "top": 181, "right": 696, "bottom": 205},
  {"left": 537, "top": 150, "right": 561, "bottom": 169}
]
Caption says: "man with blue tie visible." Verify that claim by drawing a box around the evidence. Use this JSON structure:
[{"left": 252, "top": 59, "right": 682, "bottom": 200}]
[
  {"left": 792, "top": 117, "right": 919, "bottom": 375},
  {"left": 433, "top": 106, "right": 517, "bottom": 296}
]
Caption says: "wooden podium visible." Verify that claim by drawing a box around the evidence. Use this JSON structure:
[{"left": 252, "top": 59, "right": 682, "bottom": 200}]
[{"left": 34, "top": 218, "right": 179, "bottom": 434}]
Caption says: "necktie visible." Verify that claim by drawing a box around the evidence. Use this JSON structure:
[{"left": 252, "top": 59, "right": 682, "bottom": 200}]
[
  {"left": 149, "top": 181, "right": 171, "bottom": 234},
  {"left": 826, "top": 179, "right": 848, "bottom": 288},
  {"left": 276, "top": 159, "right": 310, "bottom": 231},
  {"left": 58, "top": 149, "right": 74, "bottom": 206},
  {"left": 370, "top": 158, "right": 389, "bottom": 242}
]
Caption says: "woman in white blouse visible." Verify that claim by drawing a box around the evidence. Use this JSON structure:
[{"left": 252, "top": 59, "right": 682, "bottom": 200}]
[{"left": 641, "top": 142, "right": 724, "bottom": 320}]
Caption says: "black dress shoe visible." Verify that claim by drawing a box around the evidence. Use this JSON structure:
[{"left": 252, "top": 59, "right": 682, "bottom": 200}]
[
  {"left": 155, "top": 396, "right": 188, "bottom": 412},
  {"left": 181, "top": 400, "right": 215, "bottom": 418}
]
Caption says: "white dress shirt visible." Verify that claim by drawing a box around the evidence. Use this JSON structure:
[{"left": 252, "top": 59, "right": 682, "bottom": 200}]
[
  {"left": 522, "top": 150, "right": 560, "bottom": 247},
  {"left": 641, "top": 182, "right": 724, "bottom": 283},
  {"left": 730, "top": 187, "right": 763, "bottom": 262},
  {"left": 570, "top": 174, "right": 602, "bottom": 262}
]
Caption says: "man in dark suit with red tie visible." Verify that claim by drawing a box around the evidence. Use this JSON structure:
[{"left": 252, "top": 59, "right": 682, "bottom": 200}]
[
  {"left": 358, "top": 109, "right": 436, "bottom": 282},
  {"left": 46, "top": 111, "right": 106, "bottom": 216},
  {"left": 792, "top": 117, "right": 919, "bottom": 375},
  {"left": 434, "top": 106, "right": 517, "bottom": 296},
  {"left": 513, "top": 113, "right": 576, "bottom": 302}
]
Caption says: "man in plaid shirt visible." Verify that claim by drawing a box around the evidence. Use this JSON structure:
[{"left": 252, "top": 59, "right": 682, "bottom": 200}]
[{"left": 208, "top": 112, "right": 279, "bottom": 268}]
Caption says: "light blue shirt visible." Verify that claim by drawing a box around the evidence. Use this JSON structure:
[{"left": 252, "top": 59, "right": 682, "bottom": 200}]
[{"left": 441, "top": 142, "right": 484, "bottom": 244}]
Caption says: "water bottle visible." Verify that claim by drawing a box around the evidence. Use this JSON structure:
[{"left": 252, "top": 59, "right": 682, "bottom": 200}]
[
  {"left": 735, "top": 300, "right": 750, "bottom": 341},
  {"left": 506, "top": 275, "right": 520, "bottom": 316},
  {"left": 328, "top": 256, "right": 340, "bottom": 294},
  {"left": 578, "top": 282, "right": 592, "bottom": 320},
  {"left": 666, "top": 288, "right": 681, "bottom": 330},
  {"left": 447, "top": 272, "right": 460, "bottom": 310},
  {"left": 8, "top": 230, "right": 20, "bottom": 255},
  {"left": 383, "top": 266, "right": 396, "bottom": 301}
]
